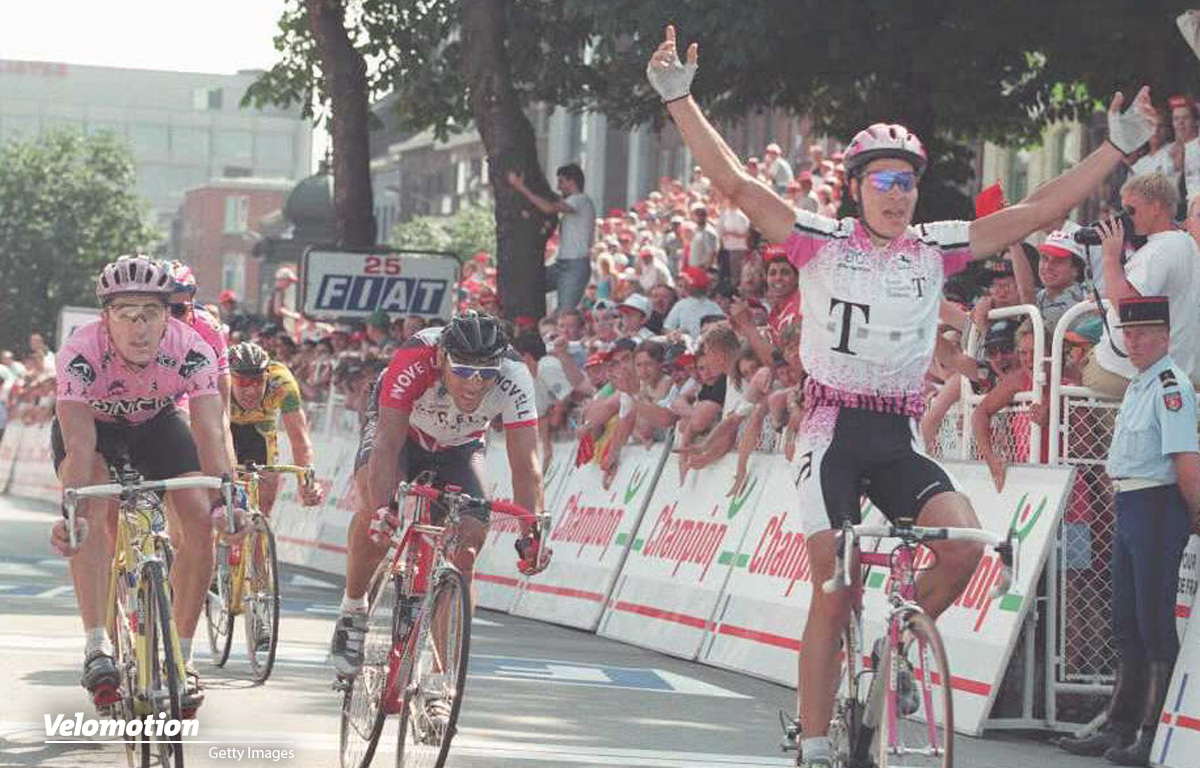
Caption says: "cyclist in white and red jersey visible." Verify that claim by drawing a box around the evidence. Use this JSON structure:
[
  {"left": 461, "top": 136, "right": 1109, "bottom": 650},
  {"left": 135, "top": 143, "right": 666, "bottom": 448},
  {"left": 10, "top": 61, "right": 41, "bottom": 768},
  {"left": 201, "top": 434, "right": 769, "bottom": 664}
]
[
  {"left": 330, "top": 312, "right": 550, "bottom": 677},
  {"left": 647, "top": 25, "right": 1157, "bottom": 768},
  {"left": 47, "top": 255, "right": 238, "bottom": 716}
]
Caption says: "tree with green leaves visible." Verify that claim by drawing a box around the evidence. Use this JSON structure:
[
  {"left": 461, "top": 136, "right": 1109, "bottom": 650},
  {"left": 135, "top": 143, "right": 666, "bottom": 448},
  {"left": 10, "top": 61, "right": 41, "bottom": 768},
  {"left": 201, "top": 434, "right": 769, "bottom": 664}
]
[
  {"left": 252, "top": 1, "right": 1198, "bottom": 316},
  {"left": 391, "top": 201, "right": 497, "bottom": 260},
  {"left": 0, "top": 130, "right": 156, "bottom": 351}
]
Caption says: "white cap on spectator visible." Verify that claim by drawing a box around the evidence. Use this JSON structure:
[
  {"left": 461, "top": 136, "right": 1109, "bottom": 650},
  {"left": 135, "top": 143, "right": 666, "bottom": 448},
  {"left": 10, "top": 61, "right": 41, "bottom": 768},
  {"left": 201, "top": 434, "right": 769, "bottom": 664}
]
[
  {"left": 1038, "top": 224, "right": 1086, "bottom": 260},
  {"left": 620, "top": 293, "right": 651, "bottom": 316}
]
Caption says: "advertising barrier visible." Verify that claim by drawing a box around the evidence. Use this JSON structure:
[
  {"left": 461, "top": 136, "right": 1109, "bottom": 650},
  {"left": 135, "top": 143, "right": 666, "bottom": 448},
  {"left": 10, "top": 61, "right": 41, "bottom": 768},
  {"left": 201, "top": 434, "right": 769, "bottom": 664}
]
[
  {"left": 512, "top": 440, "right": 670, "bottom": 630},
  {"left": 1154, "top": 585, "right": 1200, "bottom": 768},
  {"left": 6, "top": 421, "right": 59, "bottom": 504},
  {"left": 0, "top": 419, "right": 24, "bottom": 494},
  {"left": 301, "top": 247, "right": 458, "bottom": 320},
  {"left": 1177, "top": 536, "right": 1199, "bottom": 641},
  {"left": 597, "top": 452, "right": 768, "bottom": 659}
]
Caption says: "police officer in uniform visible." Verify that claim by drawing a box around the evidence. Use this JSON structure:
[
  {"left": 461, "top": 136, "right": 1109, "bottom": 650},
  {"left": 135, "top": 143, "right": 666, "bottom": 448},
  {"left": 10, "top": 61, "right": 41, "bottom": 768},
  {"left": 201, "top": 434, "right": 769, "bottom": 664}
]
[{"left": 1059, "top": 296, "right": 1200, "bottom": 766}]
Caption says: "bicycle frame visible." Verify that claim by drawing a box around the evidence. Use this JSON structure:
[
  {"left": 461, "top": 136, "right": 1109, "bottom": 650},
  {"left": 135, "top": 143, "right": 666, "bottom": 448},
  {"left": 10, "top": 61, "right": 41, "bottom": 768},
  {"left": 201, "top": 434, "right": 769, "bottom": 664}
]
[
  {"left": 64, "top": 473, "right": 232, "bottom": 716},
  {"left": 823, "top": 521, "right": 1017, "bottom": 761},
  {"left": 227, "top": 463, "right": 314, "bottom": 613}
]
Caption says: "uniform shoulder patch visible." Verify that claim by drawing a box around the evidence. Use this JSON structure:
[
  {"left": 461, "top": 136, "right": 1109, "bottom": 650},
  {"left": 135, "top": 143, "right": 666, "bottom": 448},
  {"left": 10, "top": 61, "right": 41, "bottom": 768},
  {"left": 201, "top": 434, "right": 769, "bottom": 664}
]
[
  {"left": 179, "top": 349, "right": 210, "bottom": 378},
  {"left": 67, "top": 354, "right": 96, "bottom": 385},
  {"left": 1159, "top": 369, "right": 1179, "bottom": 389},
  {"left": 1164, "top": 392, "right": 1184, "bottom": 412}
]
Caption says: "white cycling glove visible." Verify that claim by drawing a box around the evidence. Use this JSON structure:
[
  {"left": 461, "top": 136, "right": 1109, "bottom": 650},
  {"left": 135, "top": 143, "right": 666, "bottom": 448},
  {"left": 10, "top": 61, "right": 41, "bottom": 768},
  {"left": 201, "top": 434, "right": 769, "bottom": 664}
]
[
  {"left": 646, "top": 47, "right": 696, "bottom": 103},
  {"left": 1107, "top": 97, "right": 1154, "bottom": 156}
]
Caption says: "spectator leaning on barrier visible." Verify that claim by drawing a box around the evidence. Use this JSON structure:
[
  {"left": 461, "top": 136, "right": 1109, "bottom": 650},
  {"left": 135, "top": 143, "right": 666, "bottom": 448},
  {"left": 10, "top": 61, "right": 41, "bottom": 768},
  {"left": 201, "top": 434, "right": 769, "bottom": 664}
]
[
  {"left": 1009, "top": 233, "right": 1090, "bottom": 337},
  {"left": 617, "top": 294, "right": 655, "bottom": 341},
  {"left": 1084, "top": 172, "right": 1200, "bottom": 397},
  {"left": 1058, "top": 296, "right": 1200, "bottom": 765},
  {"left": 678, "top": 323, "right": 751, "bottom": 473},
  {"left": 508, "top": 163, "right": 596, "bottom": 311}
]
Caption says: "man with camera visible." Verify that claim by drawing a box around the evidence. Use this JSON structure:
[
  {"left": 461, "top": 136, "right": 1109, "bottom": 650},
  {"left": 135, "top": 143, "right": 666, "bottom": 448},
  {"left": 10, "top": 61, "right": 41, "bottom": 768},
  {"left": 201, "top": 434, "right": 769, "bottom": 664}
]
[{"left": 1080, "top": 172, "right": 1200, "bottom": 398}]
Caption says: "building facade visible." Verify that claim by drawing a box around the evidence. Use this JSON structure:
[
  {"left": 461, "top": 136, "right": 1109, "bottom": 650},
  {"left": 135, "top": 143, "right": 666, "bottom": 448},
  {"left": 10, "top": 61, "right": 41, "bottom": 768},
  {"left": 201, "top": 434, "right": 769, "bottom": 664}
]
[
  {"left": 0, "top": 59, "right": 312, "bottom": 232},
  {"left": 177, "top": 178, "right": 292, "bottom": 310}
]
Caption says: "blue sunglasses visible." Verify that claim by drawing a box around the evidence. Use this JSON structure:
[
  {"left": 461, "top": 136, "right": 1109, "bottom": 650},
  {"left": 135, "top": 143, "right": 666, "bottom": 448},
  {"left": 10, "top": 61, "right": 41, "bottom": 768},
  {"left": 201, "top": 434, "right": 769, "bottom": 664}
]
[
  {"left": 867, "top": 170, "right": 918, "bottom": 193},
  {"left": 448, "top": 361, "right": 501, "bottom": 381}
]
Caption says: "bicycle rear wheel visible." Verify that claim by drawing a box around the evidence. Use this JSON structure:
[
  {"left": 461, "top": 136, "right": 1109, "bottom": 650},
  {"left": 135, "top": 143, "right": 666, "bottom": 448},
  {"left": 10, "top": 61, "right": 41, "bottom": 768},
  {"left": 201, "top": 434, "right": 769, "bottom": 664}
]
[
  {"left": 143, "top": 560, "right": 185, "bottom": 768},
  {"left": 244, "top": 521, "right": 281, "bottom": 683},
  {"left": 876, "top": 612, "right": 952, "bottom": 768},
  {"left": 339, "top": 565, "right": 398, "bottom": 768},
  {"left": 396, "top": 566, "right": 471, "bottom": 768},
  {"left": 205, "top": 539, "right": 235, "bottom": 665}
]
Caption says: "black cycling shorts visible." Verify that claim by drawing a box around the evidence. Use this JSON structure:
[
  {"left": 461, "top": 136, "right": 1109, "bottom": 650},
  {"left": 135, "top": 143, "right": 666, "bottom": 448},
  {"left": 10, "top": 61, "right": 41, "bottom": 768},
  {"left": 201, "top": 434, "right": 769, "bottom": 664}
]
[
  {"left": 232, "top": 423, "right": 275, "bottom": 466},
  {"left": 792, "top": 407, "right": 958, "bottom": 534},
  {"left": 354, "top": 375, "right": 489, "bottom": 523},
  {"left": 51, "top": 407, "right": 202, "bottom": 481}
]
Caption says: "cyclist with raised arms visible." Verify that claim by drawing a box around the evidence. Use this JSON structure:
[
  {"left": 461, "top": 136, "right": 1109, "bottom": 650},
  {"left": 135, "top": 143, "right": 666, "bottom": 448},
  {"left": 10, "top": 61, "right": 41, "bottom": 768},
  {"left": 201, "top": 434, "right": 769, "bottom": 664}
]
[
  {"left": 646, "top": 24, "right": 1156, "bottom": 768},
  {"left": 227, "top": 341, "right": 324, "bottom": 512},
  {"left": 48, "top": 255, "right": 238, "bottom": 716},
  {"left": 330, "top": 311, "right": 550, "bottom": 677}
]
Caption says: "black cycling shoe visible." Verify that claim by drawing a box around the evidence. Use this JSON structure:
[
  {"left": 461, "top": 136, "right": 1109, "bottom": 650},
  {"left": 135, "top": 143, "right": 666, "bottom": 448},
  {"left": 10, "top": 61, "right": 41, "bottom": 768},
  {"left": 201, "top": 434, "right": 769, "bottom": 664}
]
[
  {"left": 181, "top": 663, "right": 204, "bottom": 718},
  {"left": 82, "top": 650, "right": 122, "bottom": 710}
]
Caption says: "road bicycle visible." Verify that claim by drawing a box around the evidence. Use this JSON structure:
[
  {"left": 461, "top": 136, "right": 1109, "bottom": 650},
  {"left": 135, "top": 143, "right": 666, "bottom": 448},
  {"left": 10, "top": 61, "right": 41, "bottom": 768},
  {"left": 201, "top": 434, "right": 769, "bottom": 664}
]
[
  {"left": 64, "top": 464, "right": 233, "bottom": 768},
  {"left": 337, "top": 479, "right": 549, "bottom": 768},
  {"left": 205, "top": 462, "right": 315, "bottom": 683},
  {"left": 783, "top": 519, "right": 1017, "bottom": 768}
]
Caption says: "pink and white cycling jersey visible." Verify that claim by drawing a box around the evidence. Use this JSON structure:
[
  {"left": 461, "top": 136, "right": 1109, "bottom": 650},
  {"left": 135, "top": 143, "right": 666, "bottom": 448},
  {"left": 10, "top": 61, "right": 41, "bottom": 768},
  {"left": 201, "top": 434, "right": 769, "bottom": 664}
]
[
  {"left": 56, "top": 318, "right": 220, "bottom": 425},
  {"left": 378, "top": 327, "right": 537, "bottom": 451},
  {"left": 785, "top": 210, "right": 972, "bottom": 414},
  {"left": 187, "top": 305, "right": 229, "bottom": 374}
]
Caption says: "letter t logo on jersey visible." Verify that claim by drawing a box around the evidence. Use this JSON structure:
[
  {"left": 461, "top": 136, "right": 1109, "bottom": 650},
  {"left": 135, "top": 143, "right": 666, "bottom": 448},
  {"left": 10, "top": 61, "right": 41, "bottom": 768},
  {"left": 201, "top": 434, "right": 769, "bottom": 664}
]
[{"left": 829, "top": 298, "right": 870, "bottom": 355}]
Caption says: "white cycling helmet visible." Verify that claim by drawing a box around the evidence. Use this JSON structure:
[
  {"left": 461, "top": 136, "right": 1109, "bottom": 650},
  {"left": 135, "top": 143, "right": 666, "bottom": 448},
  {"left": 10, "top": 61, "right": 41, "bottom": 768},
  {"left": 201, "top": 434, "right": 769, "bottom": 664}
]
[
  {"left": 843, "top": 123, "right": 927, "bottom": 177},
  {"left": 95, "top": 255, "right": 174, "bottom": 303}
]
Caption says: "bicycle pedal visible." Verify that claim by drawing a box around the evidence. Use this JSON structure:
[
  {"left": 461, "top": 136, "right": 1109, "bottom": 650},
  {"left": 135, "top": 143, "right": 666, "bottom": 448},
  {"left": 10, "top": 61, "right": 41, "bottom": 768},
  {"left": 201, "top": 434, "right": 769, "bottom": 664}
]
[
  {"left": 779, "top": 710, "right": 801, "bottom": 752},
  {"left": 331, "top": 676, "right": 350, "bottom": 692},
  {"left": 92, "top": 684, "right": 122, "bottom": 708}
]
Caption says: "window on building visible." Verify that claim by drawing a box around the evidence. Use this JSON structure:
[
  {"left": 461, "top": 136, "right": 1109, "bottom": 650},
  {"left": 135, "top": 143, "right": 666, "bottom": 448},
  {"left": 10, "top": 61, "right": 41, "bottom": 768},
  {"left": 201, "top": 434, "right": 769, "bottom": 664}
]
[
  {"left": 87, "top": 121, "right": 125, "bottom": 139},
  {"left": 224, "top": 196, "right": 250, "bottom": 234},
  {"left": 222, "top": 253, "right": 246, "bottom": 298},
  {"left": 171, "top": 126, "right": 210, "bottom": 162},
  {"left": 456, "top": 159, "right": 470, "bottom": 195},
  {"left": 193, "top": 87, "right": 223, "bottom": 111},
  {"left": 215, "top": 130, "right": 253, "bottom": 161}
]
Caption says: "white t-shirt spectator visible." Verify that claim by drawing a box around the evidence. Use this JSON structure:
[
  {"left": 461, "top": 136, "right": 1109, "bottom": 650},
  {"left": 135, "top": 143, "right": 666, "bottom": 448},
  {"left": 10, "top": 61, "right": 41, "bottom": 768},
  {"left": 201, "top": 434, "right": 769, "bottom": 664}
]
[
  {"left": 717, "top": 208, "right": 751, "bottom": 252},
  {"left": 1131, "top": 144, "right": 1178, "bottom": 178},
  {"left": 1184, "top": 139, "right": 1200, "bottom": 204},
  {"left": 1095, "top": 230, "right": 1200, "bottom": 380},
  {"left": 1037, "top": 282, "right": 1090, "bottom": 336},
  {"left": 689, "top": 224, "right": 721, "bottom": 270},
  {"left": 663, "top": 296, "right": 724, "bottom": 339},
  {"left": 558, "top": 192, "right": 596, "bottom": 261},
  {"left": 534, "top": 356, "right": 573, "bottom": 416},
  {"left": 637, "top": 257, "right": 674, "bottom": 292},
  {"left": 765, "top": 157, "right": 795, "bottom": 193}
]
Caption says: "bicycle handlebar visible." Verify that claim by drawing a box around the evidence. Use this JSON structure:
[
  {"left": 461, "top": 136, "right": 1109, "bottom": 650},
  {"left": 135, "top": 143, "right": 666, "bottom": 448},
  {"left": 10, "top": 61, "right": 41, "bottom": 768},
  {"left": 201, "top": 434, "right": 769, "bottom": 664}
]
[
  {"left": 237, "top": 462, "right": 317, "bottom": 488},
  {"left": 63, "top": 474, "right": 236, "bottom": 548},
  {"left": 396, "top": 482, "right": 551, "bottom": 571},
  {"left": 821, "top": 522, "right": 1019, "bottom": 598}
]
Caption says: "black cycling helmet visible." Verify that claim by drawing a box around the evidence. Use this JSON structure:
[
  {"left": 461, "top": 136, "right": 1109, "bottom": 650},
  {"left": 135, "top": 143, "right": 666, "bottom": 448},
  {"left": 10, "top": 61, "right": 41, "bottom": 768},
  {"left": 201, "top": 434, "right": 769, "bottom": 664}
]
[
  {"left": 441, "top": 311, "right": 508, "bottom": 365},
  {"left": 228, "top": 342, "right": 270, "bottom": 374}
]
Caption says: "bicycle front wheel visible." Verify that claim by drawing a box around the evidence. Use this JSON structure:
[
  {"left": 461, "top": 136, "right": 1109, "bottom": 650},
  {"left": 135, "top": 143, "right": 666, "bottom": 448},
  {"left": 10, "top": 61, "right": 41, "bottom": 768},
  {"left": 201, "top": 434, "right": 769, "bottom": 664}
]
[
  {"left": 205, "top": 539, "right": 235, "bottom": 666},
  {"left": 396, "top": 566, "right": 471, "bottom": 768},
  {"left": 244, "top": 522, "right": 281, "bottom": 683},
  {"left": 339, "top": 566, "right": 398, "bottom": 768},
  {"left": 876, "top": 612, "right": 953, "bottom": 768},
  {"left": 143, "top": 560, "right": 185, "bottom": 768}
]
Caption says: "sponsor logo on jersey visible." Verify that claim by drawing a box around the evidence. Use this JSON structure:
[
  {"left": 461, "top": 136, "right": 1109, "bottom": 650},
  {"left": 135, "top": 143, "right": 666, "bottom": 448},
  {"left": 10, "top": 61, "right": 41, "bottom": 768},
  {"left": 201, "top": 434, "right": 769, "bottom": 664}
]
[
  {"left": 495, "top": 373, "right": 534, "bottom": 419},
  {"left": 156, "top": 351, "right": 179, "bottom": 368},
  {"left": 178, "top": 349, "right": 209, "bottom": 378},
  {"left": 641, "top": 501, "right": 727, "bottom": 581},
  {"left": 67, "top": 354, "right": 96, "bottom": 385},
  {"left": 388, "top": 358, "right": 430, "bottom": 401},
  {"left": 552, "top": 492, "right": 624, "bottom": 558},
  {"left": 91, "top": 395, "right": 175, "bottom": 418}
]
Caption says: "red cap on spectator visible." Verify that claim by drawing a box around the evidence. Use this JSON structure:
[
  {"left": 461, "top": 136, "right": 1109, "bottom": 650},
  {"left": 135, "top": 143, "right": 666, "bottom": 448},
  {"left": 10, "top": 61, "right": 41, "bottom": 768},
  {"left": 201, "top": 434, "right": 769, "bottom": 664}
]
[
  {"left": 974, "top": 182, "right": 1007, "bottom": 219},
  {"left": 1169, "top": 95, "right": 1197, "bottom": 112},
  {"left": 514, "top": 314, "right": 537, "bottom": 328},
  {"left": 674, "top": 352, "right": 696, "bottom": 367},
  {"left": 472, "top": 251, "right": 490, "bottom": 263},
  {"left": 585, "top": 352, "right": 607, "bottom": 368},
  {"left": 762, "top": 244, "right": 790, "bottom": 263},
  {"left": 218, "top": 289, "right": 238, "bottom": 303},
  {"left": 350, "top": 330, "right": 366, "bottom": 342},
  {"left": 680, "top": 266, "right": 711, "bottom": 289}
]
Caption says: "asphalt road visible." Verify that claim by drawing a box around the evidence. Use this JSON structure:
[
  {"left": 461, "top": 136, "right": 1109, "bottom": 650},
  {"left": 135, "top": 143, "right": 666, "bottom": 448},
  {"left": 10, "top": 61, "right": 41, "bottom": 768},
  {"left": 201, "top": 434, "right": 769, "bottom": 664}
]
[{"left": 0, "top": 495, "right": 1098, "bottom": 768}]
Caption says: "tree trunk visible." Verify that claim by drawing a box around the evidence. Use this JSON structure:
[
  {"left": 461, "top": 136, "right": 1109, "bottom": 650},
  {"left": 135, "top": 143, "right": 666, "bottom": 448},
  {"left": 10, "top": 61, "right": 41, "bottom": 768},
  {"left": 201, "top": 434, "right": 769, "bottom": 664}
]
[
  {"left": 306, "top": 0, "right": 377, "bottom": 249},
  {"left": 460, "top": 0, "right": 552, "bottom": 321}
]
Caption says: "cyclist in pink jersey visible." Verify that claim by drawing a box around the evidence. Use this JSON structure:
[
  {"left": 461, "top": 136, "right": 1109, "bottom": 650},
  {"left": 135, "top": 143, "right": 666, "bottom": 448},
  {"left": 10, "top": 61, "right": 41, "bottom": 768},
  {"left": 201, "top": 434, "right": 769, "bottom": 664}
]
[
  {"left": 48, "top": 255, "right": 238, "bottom": 717},
  {"left": 330, "top": 312, "right": 550, "bottom": 679},
  {"left": 647, "top": 25, "right": 1157, "bottom": 768}
]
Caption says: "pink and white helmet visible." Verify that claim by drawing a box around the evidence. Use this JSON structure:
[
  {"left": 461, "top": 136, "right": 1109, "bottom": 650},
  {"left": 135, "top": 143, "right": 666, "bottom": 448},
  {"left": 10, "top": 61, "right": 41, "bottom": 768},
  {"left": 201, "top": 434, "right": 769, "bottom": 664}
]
[
  {"left": 164, "top": 259, "right": 197, "bottom": 295},
  {"left": 843, "top": 123, "right": 927, "bottom": 176},
  {"left": 95, "top": 255, "right": 173, "bottom": 303}
]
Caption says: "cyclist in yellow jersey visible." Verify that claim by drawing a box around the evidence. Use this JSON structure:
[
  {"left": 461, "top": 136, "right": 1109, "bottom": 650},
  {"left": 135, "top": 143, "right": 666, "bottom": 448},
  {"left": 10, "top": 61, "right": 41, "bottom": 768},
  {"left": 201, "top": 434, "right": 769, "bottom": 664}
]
[{"left": 228, "top": 342, "right": 324, "bottom": 512}]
